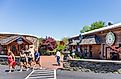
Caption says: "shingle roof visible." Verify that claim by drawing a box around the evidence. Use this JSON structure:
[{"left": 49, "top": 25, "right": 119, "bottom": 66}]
[
  {"left": 80, "top": 36, "right": 101, "bottom": 45},
  {"left": 0, "top": 36, "right": 32, "bottom": 45}
]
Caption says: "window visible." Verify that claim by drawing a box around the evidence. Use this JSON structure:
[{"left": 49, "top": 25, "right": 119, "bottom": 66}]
[
  {"left": 10, "top": 45, "right": 17, "bottom": 55},
  {"left": 0, "top": 46, "right": 7, "bottom": 55}
]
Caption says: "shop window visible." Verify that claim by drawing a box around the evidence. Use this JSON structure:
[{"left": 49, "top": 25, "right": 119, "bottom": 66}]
[
  {"left": 0, "top": 46, "right": 7, "bottom": 55},
  {"left": 11, "top": 45, "right": 17, "bottom": 55}
]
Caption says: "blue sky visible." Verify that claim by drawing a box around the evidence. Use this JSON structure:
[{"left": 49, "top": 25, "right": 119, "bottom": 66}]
[{"left": 0, "top": 0, "right": 121, "bottom": 40}]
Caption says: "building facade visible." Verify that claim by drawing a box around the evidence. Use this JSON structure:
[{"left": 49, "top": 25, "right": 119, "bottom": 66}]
[
  {"left": 80, "top": 23, "right": 121, "bottom": 60},
  {"left": 0, "top": 33, "right": 38, "bottom": 56},
  {"left": 69, "top": 23, "right": 121, "bottom": 60}
]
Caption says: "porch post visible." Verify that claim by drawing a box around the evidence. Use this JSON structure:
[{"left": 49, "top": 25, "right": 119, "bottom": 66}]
[{"left": 101, "top": 44, "right": 104, "bottom": 59}]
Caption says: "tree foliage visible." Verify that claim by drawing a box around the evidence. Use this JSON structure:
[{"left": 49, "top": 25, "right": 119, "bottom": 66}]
[
  {"left": 80, "top": 21, "right": 105, "bottom": 33},
  {"left": 38, "top": 37, "right": 57, "bottom": 55},
  {"left": 56, "top": 37, "right": 69, "bottom": 51},
  {"left": 80, "top": 25, "right": 91, "bottom": 33},
  {"left": 56, "top": 41, "right": 65, "bottom": 51},
  {"left": 91, "top": 21, "right": 105, "bottom": 30},
  {"left": 62, "top": 37, "right": 69, "bottom": 45}
]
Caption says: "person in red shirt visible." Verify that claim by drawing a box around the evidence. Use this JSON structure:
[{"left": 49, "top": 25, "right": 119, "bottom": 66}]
[{"left": 7, "top": 51, "right": 16, "bottom": 72}]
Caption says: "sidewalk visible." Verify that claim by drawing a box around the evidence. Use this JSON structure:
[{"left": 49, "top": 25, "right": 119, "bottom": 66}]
[{"left": 40, "top": 55, "right": 63, "bottom": 70}]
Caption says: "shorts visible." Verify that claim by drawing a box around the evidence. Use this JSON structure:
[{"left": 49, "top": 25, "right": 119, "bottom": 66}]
[
  {"left": 28, "top": 58, "right": 33, "bottom": 62},
  {"left": 20, "top": 57, "right": 26, "bottom": 62},
  {"left": 8, "top": 61, "right": 16, "bottom": 68},
  {"left": 35, "top": 58, "right": 40, "bottom": 63}
]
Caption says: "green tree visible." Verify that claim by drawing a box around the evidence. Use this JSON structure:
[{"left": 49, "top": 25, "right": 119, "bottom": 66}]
[
  {"left": 38, "top": 38, "right": 44, "bottom": 45},
  {"left": 91, "top": 21, "right": 105, "bottom": 30},
  {"left": 62, "top": 37, "right": 68, "bottom": 45},
  {"left": 80, "top": 29, "right": 84, "bottom": 33},
  {"left": 80, "top": 25, "right": 91, "bottom": 33},
  {"left": 80, "top": 21, "right": 105, "bottom": 33},
  {"left": 56, "top": 41, "right": 65, "bottom": 51}
]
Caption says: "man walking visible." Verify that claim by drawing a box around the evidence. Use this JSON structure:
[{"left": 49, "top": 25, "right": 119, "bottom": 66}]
[{"left": 56, "top": 50, "right": 61, "bottom": 66}]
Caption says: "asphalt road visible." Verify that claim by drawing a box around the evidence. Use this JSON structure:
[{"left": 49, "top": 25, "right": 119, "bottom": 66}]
[
  {"left": 57, "top": 70, "right": 121, "bottom": 79},
  {"left": 0, "top": 65, "right": 31, "bottom": 79},
  {"left": 1, "top": 65, "right": 121, "bottom": 79}
]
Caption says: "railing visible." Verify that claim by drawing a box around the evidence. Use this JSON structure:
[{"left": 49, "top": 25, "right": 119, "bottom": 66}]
[{"left": 0, "top": 55, "right": 20, "bottom": 65}]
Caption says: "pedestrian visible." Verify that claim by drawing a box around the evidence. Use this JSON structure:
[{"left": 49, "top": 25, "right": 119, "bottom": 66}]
[
  {"left": 56, "top": 50, "right": 61, "bottom": 66},
  {"left": 72, "top": 47, "right": 76, "bottom": 59},
  {"left": 34, "top": 49, "right": 42, "bottom": 69},
  {"left": 24, "top": 47, "right": 30, "bottom": 69},
  {"left": 28, "top": 46, "right": 35, "bottom": 69},
  {"left": 28, "top": 51, "right": 34, "bottom": 69},
  {"left": 19, "top": 50, "right": 28, "bottom": 72},
  {"left": 7, "top": 51, "right": 16, "bottom": 73}
]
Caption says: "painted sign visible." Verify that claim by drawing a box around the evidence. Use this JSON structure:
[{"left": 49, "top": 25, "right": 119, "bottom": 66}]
[
  {"left": 17, "top": 37, "right": 23, "bottom": 44},
  {"left": 106, "top": 32, "right": 115, "bottom": 46}
]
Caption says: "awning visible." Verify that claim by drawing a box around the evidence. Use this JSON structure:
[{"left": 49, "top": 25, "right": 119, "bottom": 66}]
[
  {"left": 69, "top": 42, "right": 77, "bottom": 45},
  {"left": 69, "top": 40, "right": 80, "bottom": 45},
  {"left": 79, "top": 36, "right": 101, "bottom": 45}
]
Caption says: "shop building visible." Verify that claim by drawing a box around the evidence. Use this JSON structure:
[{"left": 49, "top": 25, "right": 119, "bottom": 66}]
[
  {"left": 68, "top": 35, "right": 80, "bottom": 50},
  {"left": 0, "top": 33, "right": 38, "bottom": 56},
  {"left": 80, "top": 23, "right": 121, "bottom": 60}
]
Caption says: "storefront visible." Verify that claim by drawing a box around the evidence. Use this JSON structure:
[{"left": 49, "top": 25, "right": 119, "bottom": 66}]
[
  {"left": 68, "top": 35, "right": 80, "bottom": 50},
  {"left": 79, "top": 35, "right": 101, "bottom": 59},
  {"left": 0, "top": 36, "right": 33, "bottom": 56},
  {"left": 80, "top": 23, "right": 121, "bottom": 60}
]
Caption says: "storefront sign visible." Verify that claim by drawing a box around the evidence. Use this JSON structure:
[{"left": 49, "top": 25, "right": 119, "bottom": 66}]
[
  {"left": 17, "top": 37, "right": 23, "bottom": 44},
  {"left": 106, "top": 32, "right": 115, "bottom": 46}
]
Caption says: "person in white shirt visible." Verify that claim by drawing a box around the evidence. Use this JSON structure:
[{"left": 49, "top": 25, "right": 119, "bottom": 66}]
[
  {"left": 56, "top": 50, "right": 61, "bottom": 66},
  {"left": 72, "top": 48, "right": 76, "bottom": 58}
]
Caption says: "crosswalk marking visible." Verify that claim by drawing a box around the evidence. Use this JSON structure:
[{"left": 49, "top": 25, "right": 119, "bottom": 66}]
[{"left": 25, "top": 69, "right": 56, "bottom": 79}]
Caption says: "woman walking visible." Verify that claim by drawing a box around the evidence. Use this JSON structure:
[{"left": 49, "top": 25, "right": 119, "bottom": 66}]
[
  {"left": 7, "top": 51, "right": 16, "bottom": 73},
  {"left": 28, "top": 52, "right": 34, "bottom": 69},
  {"left": 19, "top": 50, "right": 28, "bottom": 72}
]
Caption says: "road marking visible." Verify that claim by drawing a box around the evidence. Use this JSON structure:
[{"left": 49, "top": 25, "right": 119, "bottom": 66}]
[
  {"left": 25, "top": 69, "right": 56, "bottom": 79},
  {"left": 25, "top": 70, "right": 34, "bottom": 79}
]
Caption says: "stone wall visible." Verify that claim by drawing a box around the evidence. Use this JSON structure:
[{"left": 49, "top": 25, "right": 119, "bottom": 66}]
[{"left": 63, "top": 59, "right": 121, "bottom": 74}]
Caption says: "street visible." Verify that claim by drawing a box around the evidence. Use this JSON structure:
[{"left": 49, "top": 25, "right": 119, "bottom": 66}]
[
  {"left": 1, "top": 66, "right": 121, "bottom": 79},
  {"left": 0, "top": 65, "right": 31, "bottom": 79},
  {"left": 57, "top": 70, "right": 121, "bottom": 79}
]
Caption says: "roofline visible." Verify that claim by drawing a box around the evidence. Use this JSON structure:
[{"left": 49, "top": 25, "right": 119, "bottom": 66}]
[
  {"left": 0, "top": 32, "right": 38, "bottom": 38},
  {"left": 81, "top": 22, "right": 121, "bottom": 35},
  {"left": 68, "top": 34, "right": 80, "bottom": 39}
]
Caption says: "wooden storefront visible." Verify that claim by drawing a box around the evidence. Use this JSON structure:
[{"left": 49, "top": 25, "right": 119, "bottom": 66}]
[
  {"left": 0, "top": 36, "right": 33, "bottom": 56},
  {"left": 79, "top": 35, "right": 101, "bottom": 59},
  {"left": 80, "top": 23, "right": 121, "bottom": 60}
]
